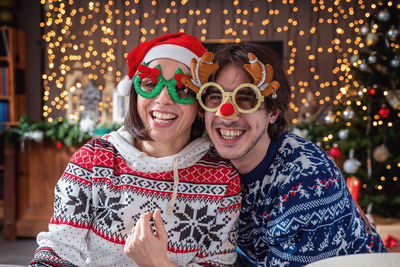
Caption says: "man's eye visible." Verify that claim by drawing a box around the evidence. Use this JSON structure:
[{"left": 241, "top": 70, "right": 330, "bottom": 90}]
[
  {"left": 208, "top": 94, "right": 222, "bottom": 101},
  {"left": 236, "top": 94, "right": 252, "bottom": 102}
]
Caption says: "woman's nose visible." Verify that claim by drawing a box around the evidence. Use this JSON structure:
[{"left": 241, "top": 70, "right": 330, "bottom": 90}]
[{"left": 155, "top": 86, "right": 173, "bottom": 104}]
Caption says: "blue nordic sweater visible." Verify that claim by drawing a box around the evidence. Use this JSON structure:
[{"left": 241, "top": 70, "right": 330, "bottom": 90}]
[{"left": 237, "top": 131, "right": 385, "bottom": 266}]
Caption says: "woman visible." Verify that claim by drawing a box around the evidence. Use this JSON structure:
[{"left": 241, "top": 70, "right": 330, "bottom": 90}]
[{"left": 30, "top": 33, "right": 241, "bottom": 267}]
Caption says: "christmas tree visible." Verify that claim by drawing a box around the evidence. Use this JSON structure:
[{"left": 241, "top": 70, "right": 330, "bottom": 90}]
[{"left": 293, "top": 1, "right": 400, "bottom": 218}]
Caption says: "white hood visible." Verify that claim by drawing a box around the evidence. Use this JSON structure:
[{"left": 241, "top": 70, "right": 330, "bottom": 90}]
[{"left": 107, "top": 126, "right": 212, "bottom": 173}]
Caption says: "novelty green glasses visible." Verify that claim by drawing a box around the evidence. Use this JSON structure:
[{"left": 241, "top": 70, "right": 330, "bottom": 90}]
[{"left": 133, "top": 63, "right": 195, "bottom": 105}]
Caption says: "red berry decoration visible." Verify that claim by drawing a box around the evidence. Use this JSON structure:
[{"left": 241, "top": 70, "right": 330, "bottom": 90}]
[
  {"left": 378, "top": 106, "right": 390, "bottom": 118},
  {"left": 219, "top": 102, "right": 235, "bottom": 117},
  {"left": 329, "top": 145, "right": 341, "bottom": 158},
  {"left": 56, "top": 142, "right": 63, "bottom": 149}
]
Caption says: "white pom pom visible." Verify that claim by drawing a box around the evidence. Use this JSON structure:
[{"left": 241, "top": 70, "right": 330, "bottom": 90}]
[{"left": 117, "top": 75, "right": 133, "bottom": 96}]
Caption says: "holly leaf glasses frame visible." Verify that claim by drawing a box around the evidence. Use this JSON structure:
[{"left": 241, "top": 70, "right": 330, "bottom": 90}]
[{"left": 133, "top": 63, "right": 195, "bottom": 105}]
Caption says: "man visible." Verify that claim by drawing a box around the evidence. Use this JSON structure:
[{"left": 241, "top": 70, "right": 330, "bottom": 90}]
[
  {"left": 201, "top": 43, "right": 385, "bottom": 266},
  {"left": 123, "top": 43, "right": 385, "bottom": 267}
]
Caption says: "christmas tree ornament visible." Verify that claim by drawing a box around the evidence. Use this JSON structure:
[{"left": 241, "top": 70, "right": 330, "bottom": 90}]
[
  {"left": 350, "top": 54, "right": 360, "bottom": 64},
  {"left": 329, "top": 144, "right": 341, "bottom": 158},
  {"left": 368, "top": 88, "right": 377, "bottom": 96},
  {"left": 343, "top": 106, "right": 355, "bottom": 120},
  {"left": 360, "top": 25, "right": 370, "bottom": 35},
  {"left": 390, "top": 58, "right": 400, "bottom": 68},
  {"left": 324, "top": 110, "right": 335, "bottom": 124},
  {"left": 378, "top": 105, "right": 390, "bottom": 118},
  {"left": 343, "top": 149, "right": 361, "bottom": 174},
  {"left": 344, "top": 158, "right": 361, "bottom": 174},
  {"left": 388, "top": 27, "right": 399, "bottom": 39},
  {"left": 346, "top": 177, "right": 361, "bottom": 202},
  {"left": 385, "top": 90, "right": 400, "bottom": 109},
  {"left": 292, "top": 127, "right": 308, "bottom": 139},
  {"left": 359, "top": 62, "right": 368, "bottom": 71},
  {"left": 377, "top": 9, "right": 390, "bottom": 22},
  {"left": 338, "top": 129, "right": 349, "bottom": 139},
  {"left": 373, "top": 144, "right": 389, "bottom": 162},
  {"left": 366, "top": 32, "right": 379, "bottom": 46},
  {"left": 367, "top": 54, "right": 377, "bottom": 64}
]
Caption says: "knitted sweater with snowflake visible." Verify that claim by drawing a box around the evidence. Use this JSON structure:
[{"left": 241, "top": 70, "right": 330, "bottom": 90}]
[
  {"left": 30, "top": 127, "right": 242, "bottom": 267},
  {"left": 237, "top": 131, "right": 385, "bottom": 267}
]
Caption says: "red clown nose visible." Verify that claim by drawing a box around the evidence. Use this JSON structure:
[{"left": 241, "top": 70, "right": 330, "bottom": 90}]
[{"left": 219, "top": 103, "right": 235, "bottom": 117}]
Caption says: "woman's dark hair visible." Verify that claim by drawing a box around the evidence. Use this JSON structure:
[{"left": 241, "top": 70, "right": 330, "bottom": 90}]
[
  {"left": 212, "top": 43, "right": 290, "bottom": 140},
  {"left": 124, "top": 84, "right": 204, "bottom": 142}
]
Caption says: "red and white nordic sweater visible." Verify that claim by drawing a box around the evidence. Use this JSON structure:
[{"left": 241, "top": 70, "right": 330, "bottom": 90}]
[{"left": 31, "top": 128, "right": 242, "bottom": 267}]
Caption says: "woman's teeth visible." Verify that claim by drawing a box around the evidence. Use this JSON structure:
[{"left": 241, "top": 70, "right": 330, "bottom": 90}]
[
  {"left": 152, "top": 111, "right": 177, "bottom": 123},
  {"left": 219, "top": 129, "right": 243, "bottom": 140}
]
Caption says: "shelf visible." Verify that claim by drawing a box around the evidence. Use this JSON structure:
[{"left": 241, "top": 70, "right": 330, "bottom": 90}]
[
  {"left": 1, "top": 26, "right": 26, "bottom": 240},
  {"left": 5, "top": 121, "right": 20, "bottom": 127},
  {"left": 0, "top": 200, "right": 3, "bottom": 220}
]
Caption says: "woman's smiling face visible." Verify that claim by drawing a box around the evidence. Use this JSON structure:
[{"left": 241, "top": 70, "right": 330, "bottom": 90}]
[{"left": 136, "top": 58, "right": 199, "bottom": 148}]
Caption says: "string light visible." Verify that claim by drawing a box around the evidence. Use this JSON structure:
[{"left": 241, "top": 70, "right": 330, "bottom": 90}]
[{"left": 40, "top": 0, "right": 387, "bottom": 122}]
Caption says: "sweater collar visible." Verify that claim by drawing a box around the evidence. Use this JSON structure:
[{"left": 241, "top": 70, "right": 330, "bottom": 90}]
[
  {"left": 106, "top": 126, "right": 211, "bottom": 172},
  {"left": 240, "top": 132, "right": 286, "bottom": 185}
]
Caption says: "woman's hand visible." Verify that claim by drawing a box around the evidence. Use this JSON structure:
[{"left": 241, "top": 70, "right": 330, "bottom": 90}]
[{"left": 124, "top": 209, "right": 178, "bottom": 267}]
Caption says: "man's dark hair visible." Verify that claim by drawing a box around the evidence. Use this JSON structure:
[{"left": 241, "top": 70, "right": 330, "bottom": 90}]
[
  {"left": 124, "top": 84, "right": 204, "bottom": 141},
  {"left": 212, "top": 43, "right": 290, "bottom": 140}
]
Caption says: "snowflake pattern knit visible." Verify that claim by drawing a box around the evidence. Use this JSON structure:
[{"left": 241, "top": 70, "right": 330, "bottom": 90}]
[
  {"left": 237, "top": 132, "right": 385, "bottom": 266},
  {"left": 30, "top": 133, "right": 241, "bottom": 267}
]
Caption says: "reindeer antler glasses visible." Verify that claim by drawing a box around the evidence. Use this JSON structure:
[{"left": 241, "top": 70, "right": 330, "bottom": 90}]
[
  {"left": 180, "top": 52, "right": 280, "bottom": 119},
  {"left": 197, "top": 82, "right": 264, "bottom": 118}
]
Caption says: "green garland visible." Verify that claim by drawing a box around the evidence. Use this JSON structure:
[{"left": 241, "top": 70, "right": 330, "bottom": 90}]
[{"left": 6, "top": 115, "right": 122, "bottom": 147}]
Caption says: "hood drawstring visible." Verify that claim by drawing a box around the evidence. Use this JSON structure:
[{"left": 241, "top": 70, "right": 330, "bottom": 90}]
[{"left": 167, "top": 157, "right": 179, "bottom": 215}]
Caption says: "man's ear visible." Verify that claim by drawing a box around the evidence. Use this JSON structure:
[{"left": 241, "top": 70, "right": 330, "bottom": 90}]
[
  {"left": 198, "top": 110, "right": 205, "bottom": 121},
  {"left": 269, "top": 108, "right": 281, "bottom": 124}
]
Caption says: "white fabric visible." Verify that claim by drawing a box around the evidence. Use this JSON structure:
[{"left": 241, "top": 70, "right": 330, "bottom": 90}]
[
  {"left": 305, "top": 253, "right": 400, "bottom": 267},
  {"left": 108, "top": 126, "right": 211, "bottom": 173},
  {"left": 143, "top": 44, "right": 199, "bottom": 67},
  {"left": 116, "top": 75, "right": 133, "bottom": 96}
]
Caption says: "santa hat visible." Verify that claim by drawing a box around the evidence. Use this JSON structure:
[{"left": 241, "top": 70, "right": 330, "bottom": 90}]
[{"left": 117, "top": 32, "right": 206, "bottom": 96}]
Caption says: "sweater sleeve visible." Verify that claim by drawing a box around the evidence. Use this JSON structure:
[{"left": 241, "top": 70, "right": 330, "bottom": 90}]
[
  {"left": 190, "top": 169, "right": 242, "bottom": 267},
  {"left": 30, "top": 140, "right": 96, "bottom": 267},
  {"left": 263, "top": 162, "right": 385, "bottom": 266}
]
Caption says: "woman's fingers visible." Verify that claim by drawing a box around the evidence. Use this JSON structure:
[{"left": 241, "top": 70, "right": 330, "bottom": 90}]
[
  {"left": 153, "top": 208, "right": 168, "bottom": 242},
  {"left": 139, "top": 212, "right": 154, "bottom": 238}
]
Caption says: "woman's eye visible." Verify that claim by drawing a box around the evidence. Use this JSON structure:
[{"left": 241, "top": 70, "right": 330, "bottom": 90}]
[
  {"left": 140, "top": 78, "right": 156, "bottom": 92},
  {"left": 146, "top": 82, "right": 156, "bottom": 88}
]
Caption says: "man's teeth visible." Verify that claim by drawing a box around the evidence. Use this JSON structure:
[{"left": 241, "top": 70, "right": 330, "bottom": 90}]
[
  {"left": 152, "top": 111, "right": 177, "bottom": 123},
  {"left": 220, "top": 129, "right": 243, "bottom": 140}
]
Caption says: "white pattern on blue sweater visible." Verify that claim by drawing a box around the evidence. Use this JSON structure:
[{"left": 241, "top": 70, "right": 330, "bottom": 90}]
[{"left": 237, "top": 132, "right": 385, "bottom": 266}]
